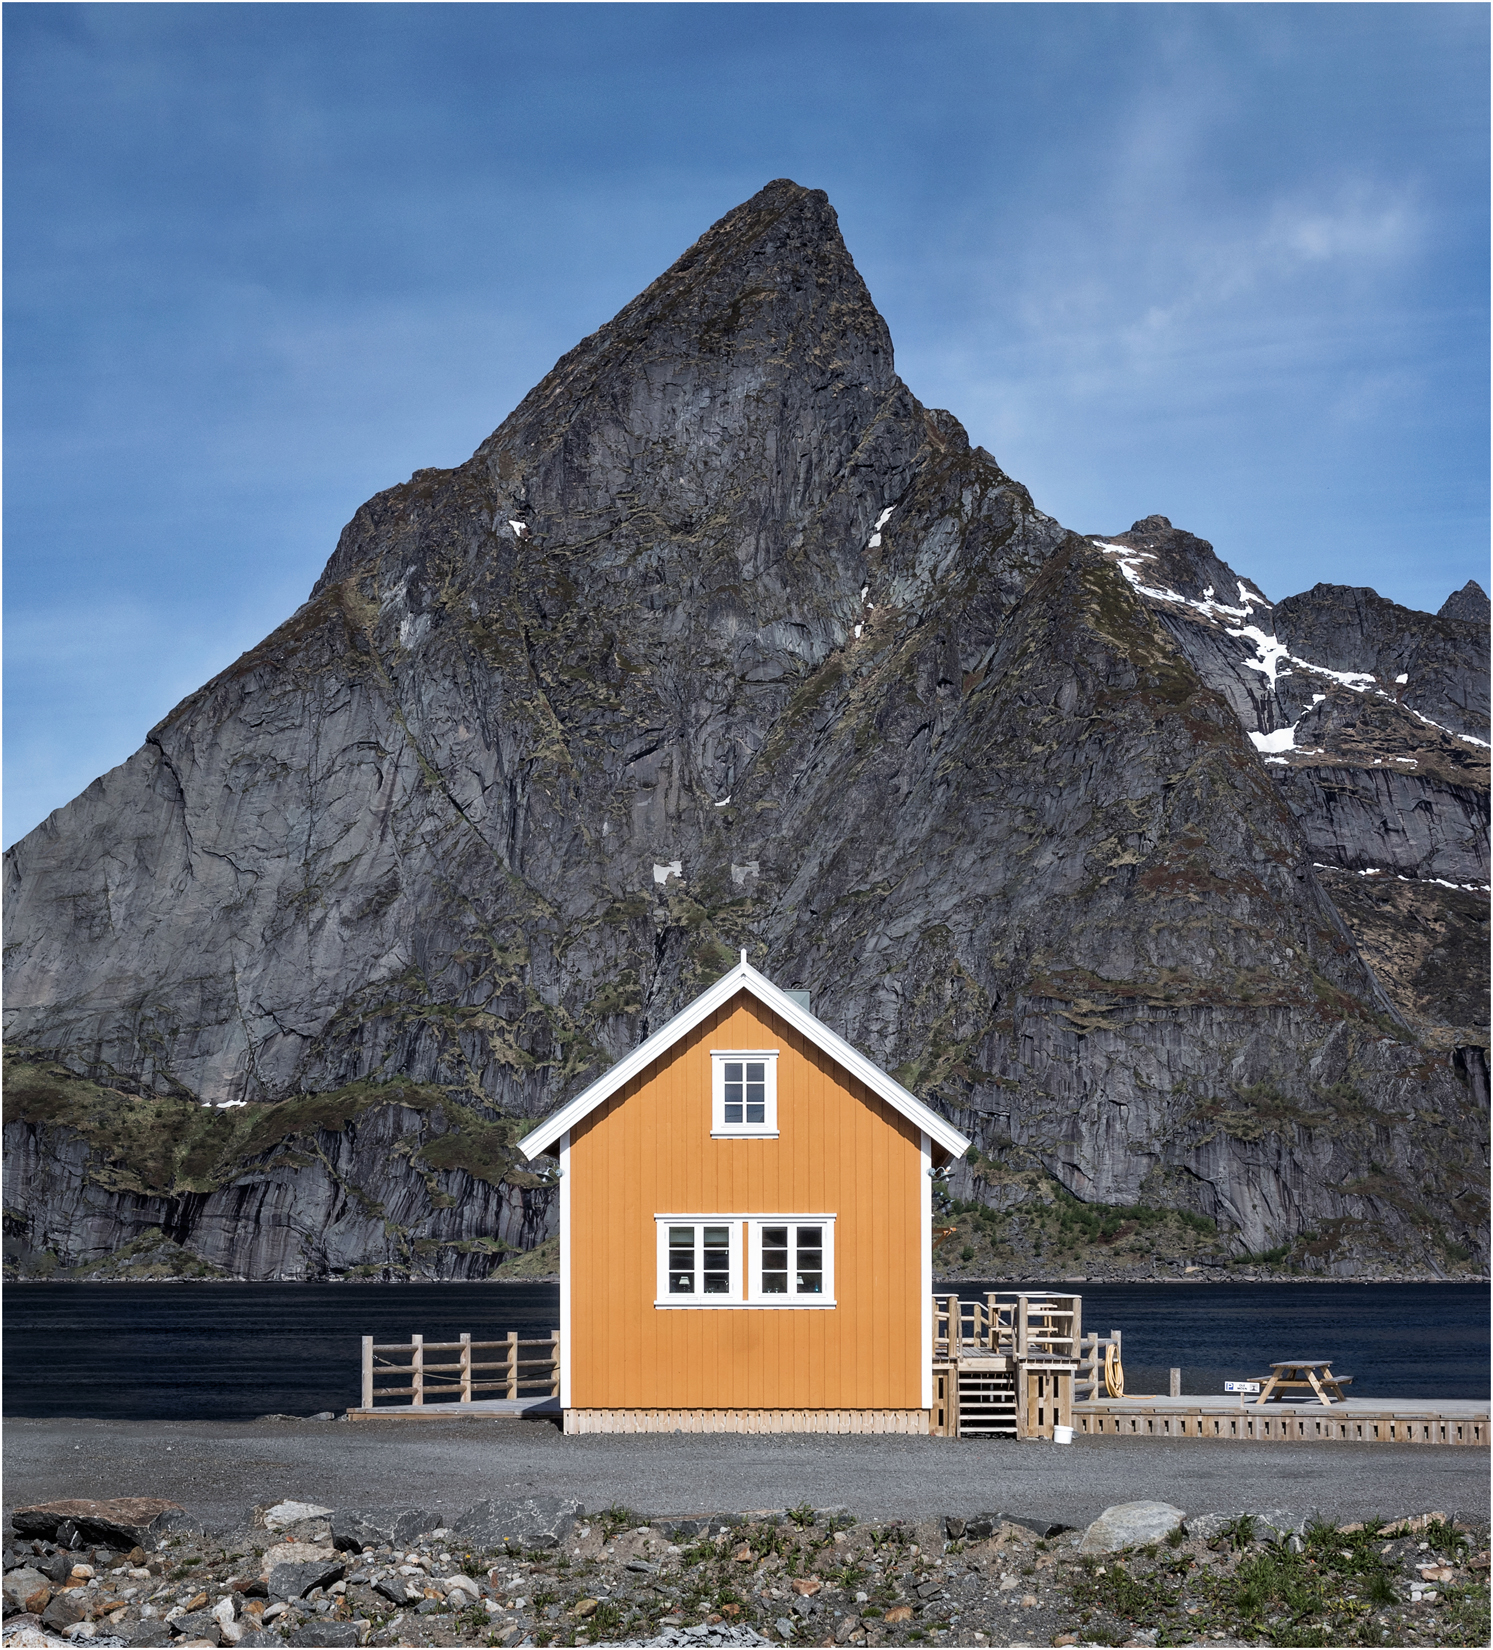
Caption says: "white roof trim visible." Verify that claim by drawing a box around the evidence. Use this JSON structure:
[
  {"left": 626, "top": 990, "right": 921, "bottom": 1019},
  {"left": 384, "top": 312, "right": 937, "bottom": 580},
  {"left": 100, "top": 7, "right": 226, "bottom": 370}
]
[{"left": 517, "top": 955, "right": 970, "bottom": 1162}]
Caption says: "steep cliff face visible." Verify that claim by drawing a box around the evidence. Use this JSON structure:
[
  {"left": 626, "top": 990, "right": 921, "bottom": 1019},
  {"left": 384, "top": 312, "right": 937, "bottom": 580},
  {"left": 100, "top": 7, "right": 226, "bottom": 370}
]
[
  {"left": 5, "top": 180, "right": 1488, "bottom": 1277},
  {"left": 2, "top": 1053, "right": 555, "bottom": 1280}
]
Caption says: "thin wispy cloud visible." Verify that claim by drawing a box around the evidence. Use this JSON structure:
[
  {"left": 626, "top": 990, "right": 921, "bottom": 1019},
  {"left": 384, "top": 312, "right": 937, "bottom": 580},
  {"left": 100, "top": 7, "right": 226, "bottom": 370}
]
[{"left": 5, "top": 4, "right": 1486, "bottom": 846}]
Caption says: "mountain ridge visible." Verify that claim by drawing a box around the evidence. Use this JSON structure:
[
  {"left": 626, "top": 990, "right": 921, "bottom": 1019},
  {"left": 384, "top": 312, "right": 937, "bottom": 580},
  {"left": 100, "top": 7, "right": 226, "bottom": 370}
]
[{"left": 4, "top": 179, "right": 1487, "bottom": 1280}]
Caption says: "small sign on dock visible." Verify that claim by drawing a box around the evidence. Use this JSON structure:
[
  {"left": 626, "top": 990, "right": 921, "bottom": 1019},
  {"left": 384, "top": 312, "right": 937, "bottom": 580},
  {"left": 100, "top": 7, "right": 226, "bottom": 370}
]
[{"left": 1224, "top": 1381, "right": 1261, "bottom": 1394}]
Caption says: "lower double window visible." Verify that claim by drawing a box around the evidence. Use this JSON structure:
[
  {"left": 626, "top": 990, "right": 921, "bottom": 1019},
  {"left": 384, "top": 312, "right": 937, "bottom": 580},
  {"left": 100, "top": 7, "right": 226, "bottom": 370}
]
[{"left": 655, "top": 1215, "right": 836, "bottom": 1307}]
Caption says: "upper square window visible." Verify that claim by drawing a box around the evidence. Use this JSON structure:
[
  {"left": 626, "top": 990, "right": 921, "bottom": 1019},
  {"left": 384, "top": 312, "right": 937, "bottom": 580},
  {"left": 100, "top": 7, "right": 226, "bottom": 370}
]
[{"left": 710, "top": 1050, "right": 778, "bottom": 1137}]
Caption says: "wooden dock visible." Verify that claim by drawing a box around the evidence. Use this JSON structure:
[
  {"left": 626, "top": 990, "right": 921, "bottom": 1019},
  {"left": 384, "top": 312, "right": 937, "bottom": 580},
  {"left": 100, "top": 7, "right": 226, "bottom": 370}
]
[{"left": 1075, "top": 1394, "right": 1487, "bottom": 1446}]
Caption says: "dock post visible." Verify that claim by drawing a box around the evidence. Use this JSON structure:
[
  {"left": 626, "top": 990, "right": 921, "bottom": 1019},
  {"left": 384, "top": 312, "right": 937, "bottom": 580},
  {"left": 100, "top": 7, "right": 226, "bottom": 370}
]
[
  {"left": 507, "top": 1330, "right": 519, "bottom": 1399},
  {"left": 460, "top": 1333, "right": 472, "bottom": 1404},
  {"left": 1071, "top": 1295, "right": 1081, "bottom": 1357},
  {"left": 361, "top": 1336, "right": 373, "bottom": 1410},
  {"left": 1170, "top": 1368, "right": 1181, "bottom": 1398},
  {"left": 549, "top": 1328, "right": 560, "bottom": 1397},
  {"left": 1016, "top": 1295, "right": 1029, "bottom": 1358},
  {"left": 412, "top": 1334, "right": 424, "bottom": 1406}
]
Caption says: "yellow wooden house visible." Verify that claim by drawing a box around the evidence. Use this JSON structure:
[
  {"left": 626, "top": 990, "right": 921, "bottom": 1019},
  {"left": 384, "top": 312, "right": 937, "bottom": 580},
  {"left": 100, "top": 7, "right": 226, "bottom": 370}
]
[{"left": 518, "top": 953, "right": 970, "bottom": 1433}]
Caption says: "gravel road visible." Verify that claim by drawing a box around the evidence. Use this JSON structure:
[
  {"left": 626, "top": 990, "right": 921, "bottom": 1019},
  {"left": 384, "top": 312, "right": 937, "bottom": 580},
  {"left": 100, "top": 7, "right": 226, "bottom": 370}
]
[{"left": 6, "top": 1417, "right": 1488, "bottom": 1534}]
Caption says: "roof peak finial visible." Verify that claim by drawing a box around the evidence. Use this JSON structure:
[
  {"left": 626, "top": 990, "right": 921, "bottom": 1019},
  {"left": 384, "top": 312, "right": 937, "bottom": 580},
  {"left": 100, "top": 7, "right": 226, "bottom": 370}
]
[{"left": 741, "top": 947, "right": 748, "bottom": 968}]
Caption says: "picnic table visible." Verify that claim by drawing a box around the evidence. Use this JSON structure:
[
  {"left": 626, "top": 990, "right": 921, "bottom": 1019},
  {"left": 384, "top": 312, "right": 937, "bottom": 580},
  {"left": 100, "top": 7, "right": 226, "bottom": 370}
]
[{"left": 1254, "top": 1359, "right": 1352, "bottom": 1406}]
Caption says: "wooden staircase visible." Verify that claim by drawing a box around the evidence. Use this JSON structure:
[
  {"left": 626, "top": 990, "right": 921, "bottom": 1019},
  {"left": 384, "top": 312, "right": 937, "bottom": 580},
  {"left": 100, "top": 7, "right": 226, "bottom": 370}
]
[{"left": 930, "top": 1292, "right": 1079, "bottom": 1439}]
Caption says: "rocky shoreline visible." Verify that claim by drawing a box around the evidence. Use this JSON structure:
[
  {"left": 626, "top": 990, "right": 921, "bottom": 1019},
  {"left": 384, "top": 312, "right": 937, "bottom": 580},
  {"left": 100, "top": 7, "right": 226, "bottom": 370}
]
[{"left": 2, "top": 1495, "right": 1486, "bottom": 1650}]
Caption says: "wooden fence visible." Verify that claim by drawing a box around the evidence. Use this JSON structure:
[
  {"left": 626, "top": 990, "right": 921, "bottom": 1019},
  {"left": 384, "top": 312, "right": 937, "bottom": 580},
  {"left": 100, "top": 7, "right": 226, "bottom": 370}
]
[{"left": 360, "top": 1331, "right": 559, "bottom": 1410}]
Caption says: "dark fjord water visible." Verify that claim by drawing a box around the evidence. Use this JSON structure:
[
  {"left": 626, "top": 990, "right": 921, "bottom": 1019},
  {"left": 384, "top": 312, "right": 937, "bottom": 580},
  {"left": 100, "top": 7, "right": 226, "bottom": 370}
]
[{"left": 4, "top": 1281, "right": 1487, "bottom": 1421}]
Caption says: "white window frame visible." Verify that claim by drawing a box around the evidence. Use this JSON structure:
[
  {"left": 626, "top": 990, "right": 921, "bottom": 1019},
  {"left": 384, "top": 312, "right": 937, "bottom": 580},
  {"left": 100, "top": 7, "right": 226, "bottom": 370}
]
[
  {"left": 710, "top": 1050, "right": 779, "bottom": 1138},
  {"left": 654, "top": 1216, "right": 743, "bottom": 1306},
  {"left": 654, "top": 1214, "right": 835, "bottom": 1308},
  {"left": 746, "top": 1216, "right": 835, "bottom": 1306}
]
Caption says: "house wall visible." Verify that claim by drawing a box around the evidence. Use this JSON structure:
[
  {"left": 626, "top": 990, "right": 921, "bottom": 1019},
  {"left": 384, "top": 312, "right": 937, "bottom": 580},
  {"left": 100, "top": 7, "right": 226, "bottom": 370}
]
[{"left": 567, "top": 990, "right": 926, "bottom": 1410}]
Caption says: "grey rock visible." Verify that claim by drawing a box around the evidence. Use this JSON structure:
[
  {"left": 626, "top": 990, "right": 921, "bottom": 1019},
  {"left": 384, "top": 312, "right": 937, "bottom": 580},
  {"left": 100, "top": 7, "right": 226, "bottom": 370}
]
[
  {"left": 1078, "top": 1501, "right": 1187, "bottom": 1553},
  {"left": 166, "top": 1613, "right": 219, "bottom": 1643},
  {"left": 39, "top": 1589, "right": 89, "bottom": 1632},
  {"left": 331, "top": 1508, "right": 435, "bottom": 1554},
  {"left": 266, "top": 1559, "right": 344, "bottom": 1598},
  {"left": 372, "top": 1577, "right": 417, "bottom": 1606},
  {"left": 287, "top": 1626, "right": 361, "bottom": 1648},
  {"left": 3, "top": 180, "right": 1487, "bottom": 1278},
  {"left": 227, "top": 1637, "right": 281, "bottom": 1650},
  {"left": 453, "top": 1496, "right": 582, "bottom": 1552},
  {"left": 120, "top": 1624, "right": 175, "bottom": 1648}
]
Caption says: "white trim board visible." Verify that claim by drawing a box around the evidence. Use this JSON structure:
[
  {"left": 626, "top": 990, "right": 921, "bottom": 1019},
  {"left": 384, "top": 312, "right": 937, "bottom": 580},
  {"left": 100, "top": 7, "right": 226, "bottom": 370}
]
[{"left": 517, "top": 955, "right": 971, "bottom": 1163}]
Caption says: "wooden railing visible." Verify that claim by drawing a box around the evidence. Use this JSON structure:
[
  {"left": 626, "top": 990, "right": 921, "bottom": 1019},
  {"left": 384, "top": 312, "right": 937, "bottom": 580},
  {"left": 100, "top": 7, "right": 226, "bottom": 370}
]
[
  {"left": 360, "top": 1331, "right": 559, "bottom": 1409},
  {"left": 1075, "top": 1327, "right": 1124, "bottom": 1400},
  {"left": 932, "top": 1292, "right": 1081, "bottom": 1360}
]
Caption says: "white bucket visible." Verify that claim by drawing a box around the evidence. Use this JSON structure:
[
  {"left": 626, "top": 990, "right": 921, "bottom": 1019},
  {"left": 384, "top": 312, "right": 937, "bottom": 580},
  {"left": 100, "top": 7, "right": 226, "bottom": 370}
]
[{"left": 1051, "top": 1424, "right": 1074, "bottom": 1444}]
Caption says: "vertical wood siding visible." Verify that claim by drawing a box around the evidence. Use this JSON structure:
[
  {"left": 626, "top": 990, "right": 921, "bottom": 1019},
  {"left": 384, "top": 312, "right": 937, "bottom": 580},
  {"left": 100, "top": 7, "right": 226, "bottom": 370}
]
[{"left": 569, "top": 991, "right": 924, "bottom": 1409}]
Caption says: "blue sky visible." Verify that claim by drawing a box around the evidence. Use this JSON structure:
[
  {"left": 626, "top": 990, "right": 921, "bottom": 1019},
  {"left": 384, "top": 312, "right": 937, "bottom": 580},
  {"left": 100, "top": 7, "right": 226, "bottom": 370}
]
[{"left": 5, "top": 2, "right": 1488, "bottom": 846}]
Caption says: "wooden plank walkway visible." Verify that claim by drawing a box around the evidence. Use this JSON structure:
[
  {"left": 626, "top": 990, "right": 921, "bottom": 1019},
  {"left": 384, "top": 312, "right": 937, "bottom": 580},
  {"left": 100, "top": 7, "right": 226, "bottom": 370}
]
[
  {"left": 346, "top": 1396, "right": 560, "bottom": 1421},
  {"left": 1075, "top": 1395, "right": 1487, "bottom": 1445}
]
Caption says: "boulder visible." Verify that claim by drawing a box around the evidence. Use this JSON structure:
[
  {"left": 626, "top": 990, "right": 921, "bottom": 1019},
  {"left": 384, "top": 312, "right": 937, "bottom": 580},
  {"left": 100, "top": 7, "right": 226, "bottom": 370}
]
[
  {"left": 11, "top": 1501, "right": 186, "bottom": 1552},
  {"left": 256, "top": 1503, "right": 332, "bottom": 1532},
  {"left": 1078, "top": 1502, "right": 1187, "bottom": 1554},
  {"left": 265, "top": 1559, "right": 344, "bottom": 1599},
  {"left": 330, "top": 1507, "right": 435, "bottom": 1553},
  {"left": 2, "top": 1567, "right": 53, "bottom": 1614},
  {"left": 453, "top": 1496, "right": 583, "bottom": 1552}
]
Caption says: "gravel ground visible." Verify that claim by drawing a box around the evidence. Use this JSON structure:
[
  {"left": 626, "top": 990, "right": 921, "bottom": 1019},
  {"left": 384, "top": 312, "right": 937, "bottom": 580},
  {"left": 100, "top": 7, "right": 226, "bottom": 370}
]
[
  {"left": 1, "top": 1497, "right": 1487, "bottom": 1649},
  {"left": 5, "top": 1418, "right": 1490, "bottom": 1535}
]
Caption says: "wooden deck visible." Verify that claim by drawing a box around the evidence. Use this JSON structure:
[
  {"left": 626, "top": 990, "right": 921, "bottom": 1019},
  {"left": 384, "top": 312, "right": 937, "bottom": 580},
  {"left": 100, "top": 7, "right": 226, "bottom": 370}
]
[{"left": 1075, "top": 1394, "right": 1488, "bottom": 1446}]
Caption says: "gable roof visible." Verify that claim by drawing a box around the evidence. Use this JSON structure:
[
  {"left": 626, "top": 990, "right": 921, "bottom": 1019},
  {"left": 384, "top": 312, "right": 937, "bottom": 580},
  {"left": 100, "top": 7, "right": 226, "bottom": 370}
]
[{"left": 517, "top": 954, "right": 971, "bottom": 1162}]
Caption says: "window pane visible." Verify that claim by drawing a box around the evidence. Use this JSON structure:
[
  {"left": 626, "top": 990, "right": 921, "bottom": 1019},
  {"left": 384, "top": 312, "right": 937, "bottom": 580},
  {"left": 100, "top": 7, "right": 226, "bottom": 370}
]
[
  {"left": 746, "top": 1063, "right": 765, "bottom": 1083},
  {"left": 724, "top": 1063, "right": 742, "bottom": 1082},
  {"left": 703, "top": 1227, "right": 730, "bottom": 1294},
  {"left": 724, "top": 1101, "right": 743, "bottom": 1123},
  {"left": 746, "top": 1103, "right": 765, "bottom": 1123},
  {"left": 795, "top": 1228, "right": 822, "bottom": 1294},
  {"left": 761, "top": 1225, "right": 788, "bottom": 1294},
  {"left": 668, "top": 1227, "right": 694, "bottom": 1294}
]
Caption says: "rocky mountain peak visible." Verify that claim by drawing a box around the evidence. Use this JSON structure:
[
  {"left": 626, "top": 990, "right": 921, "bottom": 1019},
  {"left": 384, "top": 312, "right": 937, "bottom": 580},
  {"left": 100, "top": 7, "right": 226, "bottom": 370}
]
[
  {"left": 1439, "top": 578, "right": 1490, "bottom": 624},
  {"left": 1087, "top": 516, "right": 1271, "bottom": 615}
]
